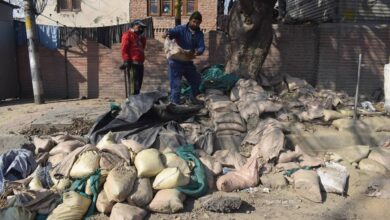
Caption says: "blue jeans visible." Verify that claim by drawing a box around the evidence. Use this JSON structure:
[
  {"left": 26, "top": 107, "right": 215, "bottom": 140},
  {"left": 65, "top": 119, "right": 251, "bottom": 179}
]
[{"left": 168, "top": 59, "right": 201, "bottom": 104}]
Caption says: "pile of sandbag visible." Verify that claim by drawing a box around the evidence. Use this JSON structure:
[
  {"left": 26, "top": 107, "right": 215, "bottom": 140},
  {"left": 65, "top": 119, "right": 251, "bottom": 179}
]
[
  {"left": 231, "top": 79, "right": 283, "bottom": 125},
  {"left": 204, "top": 89, "right": 246, "bottom": 152}
]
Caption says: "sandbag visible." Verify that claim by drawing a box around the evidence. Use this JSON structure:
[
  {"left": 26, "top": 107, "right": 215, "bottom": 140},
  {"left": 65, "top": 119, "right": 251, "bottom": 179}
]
[
  {"left": 292, "top": 170, "right": 322, "bottom": 203},
  {"left": 33, "top": 137, "right": 55, "bottom": 154},
  {"left": 121, "top": 139, "right": 146, "bottom": 154},
  {"left": 199, "top": 155, "right": 222, "bottom": 175},
  {"left": 164, "top": 38, "right": 194, "bottom": 61},
  {"left": 127, "top": 178, "right": 153, "bottom": 207},
  {"left": 12, "top": 189, "right": 61, "bottom": 215},
  {"left": 96, "top": 131, "right": 115, "bottom": 150},
  {"left": 214, "top": 134, "right": 244, "bottom": 152},
  {"left": 243, "top": 118, "right": 284, "bottom": 161},
  {"left": 148, "top": 189, "right": 186, "bottom": 214},
  {"left": 96, "top": 190, "right": 115, "bottom": 214},
  {"left": 214, "top": 122, "right": 246, "bottom": 133},
  {"left": 52, "top": 144, "right": 97, "bottom": 178},
  {"left": 359, "top": 159, "right": 387, "bottom": 175},
  {"left": 209, "top": 101, "right": 238, "bottom": 112},
  {"left": 162, "top": 152, "right": 191, "bottom": 176},
  {"left": 323, "top": 110, "right": 345, "bottom": 122},
  {"left": 86, "top": 169, "right": 108, "bottom": 196},
  {"left": 69, "top": 150, "right": 100, "bottom": 179},
  {"left": 51, "top": 133, "right": 72, "bottom": 144},
  {"left": 51, "top": 177, "right": 71, "bottom": 191},
  {"left": 99, "top": 144, "right": 131, "bottom": 162},
  {"left": 278, "top": 150, "right": 301, "bottom": 163},
  {"left": 212, "top": 112, "right": 244, "bottom": 125},
  {"left": 332, "top": 118, "right": 369, "bottom": 131},
  {"left": 216, "top": 157, "right": 259, "bottom": 192},
  {"left": 134, "top": 149, "right": 164, "bottom": 177},
  {"left": 332, "top": 145, "right": 370, "bottom": 163},
  {"left": 100, "top": 152, "right": 124, "bottom": 171},
  {"left": 0, "top": 207, "right": 36, "bottom": 220},
  {"left": 180, "top": 123, "right": 202, "bottom": 144},
  {"left": 153, "top": 167, "right": 190, "bottom": 190},
  {"left": 257, "top": 100, "right": 283, "bottom": 113},
  {"left": 237, "top": 101, "right": 260, "bottom": 121},
  {"left": 49, "top": 140, "right": 85, "bottom": 156},
  {"left": 48, "top": 153, "right": 68, "bottom": 167},
  {"left": 213, "top": 150, "right": 246, "bottom": 169},
  {"left": 47, "top": 191, "right": 91, "bottom": 220},
  {"left": 110, "top": 203, "right": 147, "bottom": 220},
  {"left": 29, "top": 175, "right": 44, "bottom": 190},
  {"left": 104, "top": 164, "right": 137, "bottom": 202},
  {"left": 317, "top": 162, "right": 349, "bottom": 194},
  {"left": 368, "top": 148, "right": 390, "bottom": 170}
]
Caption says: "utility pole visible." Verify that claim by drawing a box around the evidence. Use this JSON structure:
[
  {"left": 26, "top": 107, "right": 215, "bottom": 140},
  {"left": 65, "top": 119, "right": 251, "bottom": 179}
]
[
  {"left": 175, "top": 0, "right": 182, "bottom": 26},
  {"left": 23, "top": 0, "right": 44, "bottom": 104}
]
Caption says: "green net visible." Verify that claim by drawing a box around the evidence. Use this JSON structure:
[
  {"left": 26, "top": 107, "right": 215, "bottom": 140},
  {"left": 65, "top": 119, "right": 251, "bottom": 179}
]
[{"left": 181, "top": 64, "right": 239, "bottom": 96}]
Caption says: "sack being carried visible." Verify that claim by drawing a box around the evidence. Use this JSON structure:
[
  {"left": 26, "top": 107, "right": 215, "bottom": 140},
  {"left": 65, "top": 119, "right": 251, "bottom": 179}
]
[{"left": 164, "top": 38, "right": 195, "bottom": 62}]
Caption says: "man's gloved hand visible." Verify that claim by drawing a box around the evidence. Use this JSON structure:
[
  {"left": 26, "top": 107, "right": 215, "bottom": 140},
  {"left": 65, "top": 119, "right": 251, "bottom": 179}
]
[{"left": 119, "top": 61, "right": 131, "bottom": 70}]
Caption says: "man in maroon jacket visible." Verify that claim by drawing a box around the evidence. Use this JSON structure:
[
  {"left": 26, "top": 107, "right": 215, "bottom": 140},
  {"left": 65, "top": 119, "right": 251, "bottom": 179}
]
[{"left": 121, "top": 20, "right": 147, "bottom": 95}]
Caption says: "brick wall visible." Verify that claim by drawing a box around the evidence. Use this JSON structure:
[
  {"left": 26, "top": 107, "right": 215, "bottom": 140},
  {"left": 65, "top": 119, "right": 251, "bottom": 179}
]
[
  {"left": 18, "top": 41, "right": 126, "bottom": 99},
  {"left": 18, "top": 23, "right": 390, "bottom": 99},
  {"left": 17, "top": 32, "right": 226, "bottom": 99},
  {"left": 130, "top": 0, "right": 217, "bottom": 39},
  {"left": 317, "top": 23, "right": 390, "bottom": 95}
]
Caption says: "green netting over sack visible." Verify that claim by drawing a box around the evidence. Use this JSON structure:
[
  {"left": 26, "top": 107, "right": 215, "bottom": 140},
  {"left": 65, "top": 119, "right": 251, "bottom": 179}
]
[
  {"left": 181, "top": 65, "right": 239, "bottom": 96},
  {"left": 68, "top": 169, "right": 101, "bottom": 218},
  {"left": 175, "top": 144, "right": 208, "bottom": 198}
]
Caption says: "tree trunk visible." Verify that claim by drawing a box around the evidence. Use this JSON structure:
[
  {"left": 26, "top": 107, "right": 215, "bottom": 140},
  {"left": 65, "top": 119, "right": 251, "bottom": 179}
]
[{"left": 225, "top": 0, "right": 279, "bottom": 87}]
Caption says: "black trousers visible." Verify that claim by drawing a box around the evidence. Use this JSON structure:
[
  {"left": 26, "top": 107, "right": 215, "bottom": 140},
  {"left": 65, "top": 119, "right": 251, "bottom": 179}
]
[{"left": 126, "top": 63, "right": 144, "bottom": 96}]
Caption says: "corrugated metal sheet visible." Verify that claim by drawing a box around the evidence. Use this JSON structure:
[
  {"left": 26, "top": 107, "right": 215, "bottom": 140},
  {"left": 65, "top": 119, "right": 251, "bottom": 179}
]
[
  {"left": 338, "top": 0, "right": 390, "bottom": 22},
  {"left": 285, "top": 0, "right": 337, "bottom": 23},
  {"left": 286, "top": 0, "right": 390, "bottom": 23}
]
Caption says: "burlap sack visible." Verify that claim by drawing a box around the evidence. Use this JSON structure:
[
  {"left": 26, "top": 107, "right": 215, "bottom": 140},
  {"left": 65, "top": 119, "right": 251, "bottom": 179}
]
[
  {"left": 96, "top": 190, "right": 115, "bottom": 214},
  {"left": 152, "top": 167, "right": 190, "bottom": 190},
  {"left": 69, "top": 150, "right": 100, "bottom": 178},
  {"left": 134, "top": 149, "right": 165, "bottom": 177},
  {"left": 148, "top": 189, "right": 186, "bottom": 214},
  {"left": 216, "top": 157, "right": 259, "bottom": 192},
  {"left": 47, "top": 191, "right": 91, "bottom": 220},
  {"left": 49, "top": 140, "right": 85, "bottom": 156},
  {"left": 104, "top": 163, "right": 137, "bottom": 202},
  {"left": 110, "top": 203, "right": 147, "bottom": 220},
  {"left": 292, "top": 170, "right": 322, "bottom": 203},
  {"left": 127, "top": 178, "right": 153, "bottom": 207}
]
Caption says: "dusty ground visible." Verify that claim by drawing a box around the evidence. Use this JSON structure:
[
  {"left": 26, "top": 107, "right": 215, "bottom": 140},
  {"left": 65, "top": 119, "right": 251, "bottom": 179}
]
[{"left": 1, "top": 98, "right": 390, "bottom": 220}]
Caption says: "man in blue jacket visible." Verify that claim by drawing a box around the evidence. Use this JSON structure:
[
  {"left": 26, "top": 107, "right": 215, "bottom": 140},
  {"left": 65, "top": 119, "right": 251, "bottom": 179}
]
[{"left": 165, "top": 11, "right": 205, "bottom": 104}]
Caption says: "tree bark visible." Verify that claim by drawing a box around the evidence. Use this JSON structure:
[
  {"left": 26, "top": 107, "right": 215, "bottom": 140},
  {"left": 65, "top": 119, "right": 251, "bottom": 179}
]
[{"left": 225, "top": 0, "right": 279, "bottom": 87}]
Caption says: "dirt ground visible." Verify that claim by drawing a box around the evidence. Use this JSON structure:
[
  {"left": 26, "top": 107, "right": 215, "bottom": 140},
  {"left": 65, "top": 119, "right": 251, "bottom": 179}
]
[{"left": 1, "top": 98, "right": 390, "bottom": 220}]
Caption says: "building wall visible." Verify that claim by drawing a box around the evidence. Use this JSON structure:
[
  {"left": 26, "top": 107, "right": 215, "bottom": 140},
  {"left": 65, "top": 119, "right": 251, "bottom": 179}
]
[
  {"left": 36, "top": 0, "right": 130, "bottom": 27},
  {"left": 130, "top": 0, "right": 218, "bottom": 39},
  {"left": 17, "top": 31, "right": 225, "bottom": 99},
  {"left": 17, "top": 23, "right": 390, "bottom": 99},
  {"left": 317, "top": 23, "right": 390, "bottom": 95}
]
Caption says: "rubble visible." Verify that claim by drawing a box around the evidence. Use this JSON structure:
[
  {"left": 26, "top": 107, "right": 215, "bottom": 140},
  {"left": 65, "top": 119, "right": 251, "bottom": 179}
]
[{"left": 200, "top": 193, "right": 242, "bottom": 213}]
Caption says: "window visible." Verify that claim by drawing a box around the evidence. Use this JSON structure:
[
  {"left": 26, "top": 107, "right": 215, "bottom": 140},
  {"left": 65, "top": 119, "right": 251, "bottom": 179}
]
[
  {"left": 58, "top": 0, "right": 81, "bottom": 12},
  {"left": 183, "top": 0, "right": 196, "bottom": 15},
  {"left": 147, "top": 0, "right": 197, "bottom": 16}
]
